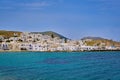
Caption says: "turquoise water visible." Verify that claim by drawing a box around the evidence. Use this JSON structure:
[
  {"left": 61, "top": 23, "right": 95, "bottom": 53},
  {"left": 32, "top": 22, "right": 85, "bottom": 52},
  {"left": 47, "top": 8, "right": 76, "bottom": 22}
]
[{"left": 0, "top": 52, "right": 120, "bottom": 80}]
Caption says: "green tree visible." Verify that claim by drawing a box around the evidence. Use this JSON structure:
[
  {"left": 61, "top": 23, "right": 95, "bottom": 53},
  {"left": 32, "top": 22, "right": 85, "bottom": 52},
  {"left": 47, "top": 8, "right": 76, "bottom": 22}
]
[
  {"left": 0, "top": 39, "right": 2, "bottom": 43},
  {"left": 6, "top": 40, "right": 10, "bottom": 42},
  {"left": 51, "top": 34, "right": 54, "bottom": 38},
  {"left": 18, "top": 39, "right": 23, "bottom": 42},
  {"left": 65, "top": 39, "right": 67, "bottom": 43}
]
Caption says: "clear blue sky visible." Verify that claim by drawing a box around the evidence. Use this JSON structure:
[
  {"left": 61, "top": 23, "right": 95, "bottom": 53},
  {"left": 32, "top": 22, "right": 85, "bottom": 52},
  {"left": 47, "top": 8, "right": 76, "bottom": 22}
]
[{"left": 0, "top": 0, "right": 120, "bottom": 41}]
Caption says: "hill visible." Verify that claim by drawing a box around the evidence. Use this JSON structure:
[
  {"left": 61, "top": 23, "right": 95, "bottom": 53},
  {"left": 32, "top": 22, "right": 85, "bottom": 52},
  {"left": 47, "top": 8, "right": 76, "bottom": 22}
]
[
  {"left": 0, "top": 30, "right": 68, "bottom": 39},
  {"left": 0, "top": 30, "right": 22, "bottom": 38},
  {"left": 31, "top": 31, "right": 68, "bottom": 39},
  {"left": 81, "top": 36, "right": 120, "bottom": 47}
]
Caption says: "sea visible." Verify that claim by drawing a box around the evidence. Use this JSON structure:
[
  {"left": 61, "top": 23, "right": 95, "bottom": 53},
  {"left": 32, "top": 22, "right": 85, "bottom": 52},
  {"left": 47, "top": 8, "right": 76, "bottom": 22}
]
[{"left": 0, "top": 51, "right": 120, "bottom": 80}]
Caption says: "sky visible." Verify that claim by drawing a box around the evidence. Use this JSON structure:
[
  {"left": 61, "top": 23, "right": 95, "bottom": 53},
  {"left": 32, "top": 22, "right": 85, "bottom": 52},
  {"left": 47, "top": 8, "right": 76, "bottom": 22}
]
[{"left": 0, "top": 0, "right": 120, "bottom": 41}]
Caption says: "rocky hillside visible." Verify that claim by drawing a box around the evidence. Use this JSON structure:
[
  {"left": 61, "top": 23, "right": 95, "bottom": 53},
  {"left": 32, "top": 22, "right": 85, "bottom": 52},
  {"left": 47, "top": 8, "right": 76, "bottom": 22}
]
[
  {"left": 0, "top": 30, "right": 22, "bottom": 38},
  {"left": 81, "top": 36, "right": 105, "bottom": 40},
  {"left": 82, "top": 36, "right": 120, "bottom": 47},
  {"left": 31, "top": 31, "right": 68, "bottom": 39},
  {"left": 0, "top": 30, "right": 68, "bottom": 39}
]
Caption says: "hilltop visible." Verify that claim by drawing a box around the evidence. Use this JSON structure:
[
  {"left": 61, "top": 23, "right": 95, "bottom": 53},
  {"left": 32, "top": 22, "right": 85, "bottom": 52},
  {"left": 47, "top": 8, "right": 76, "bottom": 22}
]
[
  {"left": 81, "top": 36, "right": 105, "bottom": 40},
  {"left": 0, "top": 30, "right": 68, "bottom": 39},
  {"left": 31, "top": 31, "right": 68, "bottom": 39},
  {"left": 81, "top": 36, "right": 120, "bottom": 47}
]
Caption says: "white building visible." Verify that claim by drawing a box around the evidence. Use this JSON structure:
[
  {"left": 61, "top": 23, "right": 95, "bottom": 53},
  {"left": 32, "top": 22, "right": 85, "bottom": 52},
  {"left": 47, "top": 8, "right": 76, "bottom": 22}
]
[{"left": 0, "top": 42, "right": 9, "bottom": 50}]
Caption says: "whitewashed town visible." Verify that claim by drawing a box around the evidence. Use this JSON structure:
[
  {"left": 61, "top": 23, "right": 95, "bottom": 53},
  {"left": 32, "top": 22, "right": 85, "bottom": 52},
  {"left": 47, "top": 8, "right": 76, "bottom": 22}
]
[{"left": 0, "top": 32, "right": 120, "bottom": 52}]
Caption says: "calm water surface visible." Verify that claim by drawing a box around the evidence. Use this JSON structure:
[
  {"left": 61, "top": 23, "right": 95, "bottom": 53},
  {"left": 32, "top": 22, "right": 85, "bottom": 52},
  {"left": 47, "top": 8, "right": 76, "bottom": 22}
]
[{"left": 0, "top": 52, "right": 120, "bottom": 80}]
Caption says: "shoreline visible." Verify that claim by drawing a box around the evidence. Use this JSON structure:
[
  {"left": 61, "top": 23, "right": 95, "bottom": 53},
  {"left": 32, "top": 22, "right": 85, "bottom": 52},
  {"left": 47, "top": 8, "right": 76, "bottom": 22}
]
[{"left": 0, "top": 50, "right": 120, "bottom": 53}]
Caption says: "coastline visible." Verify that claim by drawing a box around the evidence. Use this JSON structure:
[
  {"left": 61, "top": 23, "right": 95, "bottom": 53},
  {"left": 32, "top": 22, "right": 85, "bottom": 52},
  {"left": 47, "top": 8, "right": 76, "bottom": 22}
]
[
  {"left": 0, "top": 31, "right": 120, "bottom": 53},
  {"left": 0, "top": 50, "right": 120, "bottom": 53}
]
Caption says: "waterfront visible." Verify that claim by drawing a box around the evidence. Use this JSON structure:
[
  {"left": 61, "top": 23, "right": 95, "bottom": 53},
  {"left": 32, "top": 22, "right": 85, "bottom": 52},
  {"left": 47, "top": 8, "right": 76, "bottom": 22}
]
[
  {"left": 0, "top": 52, "right": 120, "bottom": 80},
  {"left": 1, "top": 31, "right": 120, "bottom": 52}
]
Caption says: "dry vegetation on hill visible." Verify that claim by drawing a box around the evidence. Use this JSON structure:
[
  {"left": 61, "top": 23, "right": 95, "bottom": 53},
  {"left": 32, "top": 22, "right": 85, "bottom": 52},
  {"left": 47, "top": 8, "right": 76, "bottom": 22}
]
[
  {"left": 0, "top": 30, "right": 22, "bottom": 38},
  {"left": 85, "top": 39, "right": 120, "bottom": 47}
]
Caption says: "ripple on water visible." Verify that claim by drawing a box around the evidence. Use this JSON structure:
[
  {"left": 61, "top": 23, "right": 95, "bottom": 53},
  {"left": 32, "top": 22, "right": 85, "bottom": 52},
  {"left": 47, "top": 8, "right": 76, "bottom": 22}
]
[
  {"left": 0, "top": 76, "right": 21, "bottom": 80},
  {"left": 0, "top": 52, "right": 120, "bottom": 80},
  {"left": 41, "top": 58, "right": 73, "bottom": 64}
]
